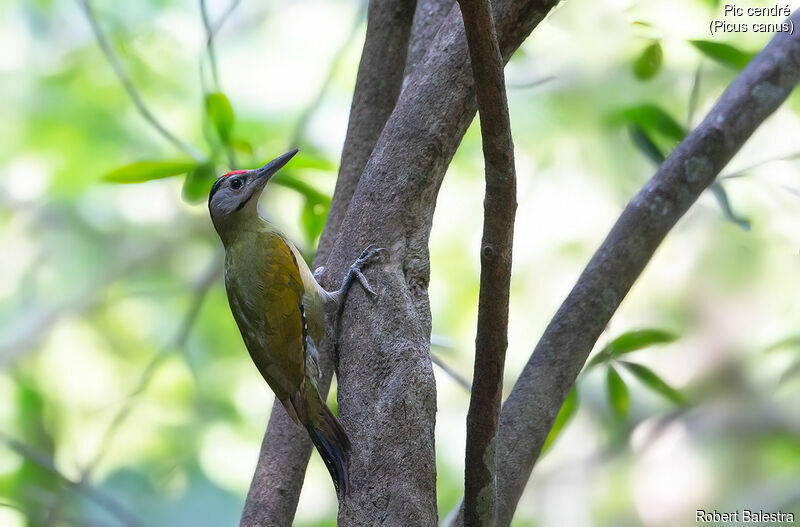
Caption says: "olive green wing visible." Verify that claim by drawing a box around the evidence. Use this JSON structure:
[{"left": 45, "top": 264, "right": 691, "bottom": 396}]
[{"left": 254, "top": 232, "right": 308, "bottom": 410}]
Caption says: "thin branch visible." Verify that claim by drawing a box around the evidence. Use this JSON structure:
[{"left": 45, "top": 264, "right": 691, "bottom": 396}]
[
  {"left": 197, "top": 0, "right": 237, "bottom": 169},
  {"left": 720, "top": 150, "right": 800, "bottom": 179},
  {"left": 242, "top": 0, "right": 560, "bottom": 523},
  {"left": 0, "top": 241, "right": 176, "bottom": 368},
  {"left": 687, "top": 61, "right": 703, "bottom": 127},
  {"left": 457, "top": 0, "right": 517, "bottom": 523},
  {"left": 77, "top": 0, "right": 204, "bottom": 162},
  {"left": 0, "top": 434, "right": 146, "bottom": 527},
  {"left": 199, "top": 0, "right": 221, "bottom": 93},
  {"left": 507, "top": 74, "right": 555, "bottom": 90},
  {"left": 210, "top": 0, "right": 243, "bottom": 38},
  {"left": 430, "top": 352, "right": 472, "bottom": 392},
  {"left": 430, "top": 335, "right": 472, "bottom": 390},
  {"left": 84, "top": 255, "right": 221, "bottom": 476},
  {"left": 20, "top": 257, "right": 220, "bottom": 527},
  {"left": 0, "top": 499, "right": 115, "bottom": 527},
  {"left": 477, "top": 12, "right": 800, "bottom": 526}
]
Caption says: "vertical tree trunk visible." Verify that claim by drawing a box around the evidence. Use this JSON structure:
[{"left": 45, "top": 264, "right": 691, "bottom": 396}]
[{"left": 241, "top": 0, "right": 560, "bottom": 524}]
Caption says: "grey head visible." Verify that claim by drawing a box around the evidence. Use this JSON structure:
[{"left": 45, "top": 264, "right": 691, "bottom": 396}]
[{"left": 208, "top": 149, "right": 298, "bottom": 234}]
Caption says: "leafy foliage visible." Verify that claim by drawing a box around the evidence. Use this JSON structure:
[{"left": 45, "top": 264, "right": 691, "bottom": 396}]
[
  {"left": 3, "top": 1, "right": 800, "bottom": 525},
  {"left": 618, "top": 104, "right": 750, "bottom": 231},
  {"left": 183, "top": 163, "right": 218, "bottom": 204},
  {"left": 620, "top": 361, "right": 687, "bottom": 406},
  {"left": 632, "top": 41, "right": 663, "bottom": 80},
  {"left": 206, "top": 92, "right": 235, "bottom": 145},
  {"left": 689, "top": 40, "right": 755, "bottom": 70},
  {"left": 606, "top": 366, "right": 629, "bottom": 418},
  {"left": 585, "top": 328, "right": 677, "bottom": 370},
  {"left": 104, "top": 159, "right": 198, "bottom": 183},
  {"left": 616, "top": 104, "right": 686, "bottom": 143},
  {"left": 542, "top": 386, "right": 579, "bottom": 452},
  {"left": 606, "top": 329, "right": 678, "bottom": 356}
]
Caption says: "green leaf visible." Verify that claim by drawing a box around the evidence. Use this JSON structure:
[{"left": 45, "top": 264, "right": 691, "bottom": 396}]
[
  {"left": 291, "top": 151, "right": 337, "bottom": 172},
  {"left": 617, "top": 104, "right": 687, "bottom": 142},
  {"left": 765, "top": 335, "right": 800, "bottom": 353},
  {"left": 633, "top": 41, "right": 663, "bottom": 80},
  {"left": 629, "top": 125, "right": 666, "bottom": 165},
  {"left": 542, "top": 386, "right": 579, "bottom": 453},
  {"left": 182, "top": 163, "right": 217, "bottom": 204},
  {"left": 300, "top": 198, "right": 329, "bottom": 244},
  {"left": 231, "top": 138, "right": 254, "bottom": 158},
  {"left": 607, "top": 328, "right": 678, "bottom": 356},
  {"left": 272, "top": 172, "right": 332, "bottom": 204},
  {"left": 103, "top": 160, "right": 198, "bottom": 183},
  {"left": 689, "top": 40, "right": 755, "bottom": 70},
  {"left": 584, "top": 351, "right": 609, "bottom": 371},
  {"left": 206, "top": 92, "right": 235, "bottom": 144},
  {"left": 709, "top": 182, "right": 751, "bottom": 231},
  {"left": 621, "top": 361, "right": 687, "bottom": 405},
  {"left": 607, "top": 366, "right": 630, "bottom": 417}
]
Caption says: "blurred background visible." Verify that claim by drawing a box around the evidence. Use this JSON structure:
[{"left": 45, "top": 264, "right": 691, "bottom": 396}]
[{"left": 1, "top": 0, "right": 799, "bottom": 525}]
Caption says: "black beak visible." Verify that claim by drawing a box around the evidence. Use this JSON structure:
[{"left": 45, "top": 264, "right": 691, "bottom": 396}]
[{"left": 253, "top": 148, "right": 299, "bottom": 185}]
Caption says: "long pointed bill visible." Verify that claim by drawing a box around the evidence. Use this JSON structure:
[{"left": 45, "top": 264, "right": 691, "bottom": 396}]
[{"left": 253, "top": 148, "right": 299, "bottom": 186}]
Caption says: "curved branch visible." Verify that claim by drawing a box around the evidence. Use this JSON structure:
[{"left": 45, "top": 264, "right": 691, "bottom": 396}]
[
  {"left": 242, "top": 0, "right": 559, "bottom": 523},
  {"left": 326, "top": 0, "right": 557, "bottom": 524},
  {"left": 240, "top": 2, "right": 417, "bottom": 525},
  {"left": 481, "top": 13, "right": 800, "bottom": 526},
  {"left": 404, "top": 0, "right": 456, "bottom": 81},
  {"left": 0, "top": 434, "right": 146, "bottom": 527},
  {"left": 77, "top": 0, "right": 204, "bottom": 162},
  {"left": 457, "top": 0, "right": 517, "bottom": 523},
  {"left": 315, "top": 0, "right": 419, "bottom": 262}
]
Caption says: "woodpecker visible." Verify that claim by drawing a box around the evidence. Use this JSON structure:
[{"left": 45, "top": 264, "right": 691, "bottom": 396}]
[{"left": 208, "top": 148, "right": 382, "bottom": 496}]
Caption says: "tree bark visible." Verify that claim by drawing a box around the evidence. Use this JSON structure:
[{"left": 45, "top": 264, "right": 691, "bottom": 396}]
[
  {"left": 325, "top": 0, "right": 557, "bottom": 524},
  {"left": 239, "top": 2, "right": 416, "bottom": 526},
  {"left": 404, "top": 0, "right": 456, "bottom": 81},
  {"left": 452, "top": 10, "right": 800, "bottom": 526},
  {"left": 317, "top": 0, "right": 418, "bottom": 262},
  {"left": 241, "top": 0, "right": 560, "bottom": 524},
  {"left": 457, "top": 0, "right": 517, "bottom": 524}
]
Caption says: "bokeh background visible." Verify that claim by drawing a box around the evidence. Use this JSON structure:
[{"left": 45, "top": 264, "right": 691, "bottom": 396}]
[{"left": 2, "top": 0, "right": 800, "bottom": 525}]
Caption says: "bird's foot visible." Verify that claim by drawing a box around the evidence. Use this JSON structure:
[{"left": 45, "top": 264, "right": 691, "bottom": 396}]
[{"left": 336, "top": 245, "right": 387, "bottom": 301}]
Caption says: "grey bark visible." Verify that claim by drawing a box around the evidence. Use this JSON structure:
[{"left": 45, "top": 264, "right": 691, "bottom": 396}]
[
  {"left": 323, "top": 1, "right": 558, "bottom": 525},
  {"left": 457, "top": 0, "right": 517, "bottom": 524},
  {"left": 240, "top": 1, "right": 416, "bottom": 525},
  {"left": 317, "top": 0, "right": 418, "bottom": 262},
  {"left": 404, "top": 0, "right": 457, "bottom": 80},
  {"left": 452, "top": 11, "right": 800, "bottom": 526},
  {"left": 242, "top": 0, "right": 558, "bottom": 524}
]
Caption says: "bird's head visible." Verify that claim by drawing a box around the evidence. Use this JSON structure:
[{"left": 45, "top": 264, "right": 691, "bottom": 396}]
[{"left": 208, "top": 148, "right": 298, "bottom": 237}]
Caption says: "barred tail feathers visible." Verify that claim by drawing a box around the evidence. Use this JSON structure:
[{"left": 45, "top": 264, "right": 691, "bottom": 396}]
[{"left": 305, "top": 403, "right": 351, "bottom": 497}]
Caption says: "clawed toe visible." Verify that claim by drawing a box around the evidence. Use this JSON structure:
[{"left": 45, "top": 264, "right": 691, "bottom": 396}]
[
  {"left": 355, "top": 246, "right": 387, "bottom": 268},
  {"left": 331, "top": 246, "right": 387, "bottom": 308},
  {"left": 353, "top": 269, "right": 377, "bottom": 297}
]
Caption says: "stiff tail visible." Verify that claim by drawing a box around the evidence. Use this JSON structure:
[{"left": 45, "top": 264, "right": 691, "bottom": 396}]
[{"left": 306, "top": 404, "right": 351, "bottom": 497}]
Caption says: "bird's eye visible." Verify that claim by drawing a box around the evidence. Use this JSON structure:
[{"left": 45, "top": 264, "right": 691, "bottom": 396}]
[{"left": 230, "top": 177, "right": 244, "bottom": 190}]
